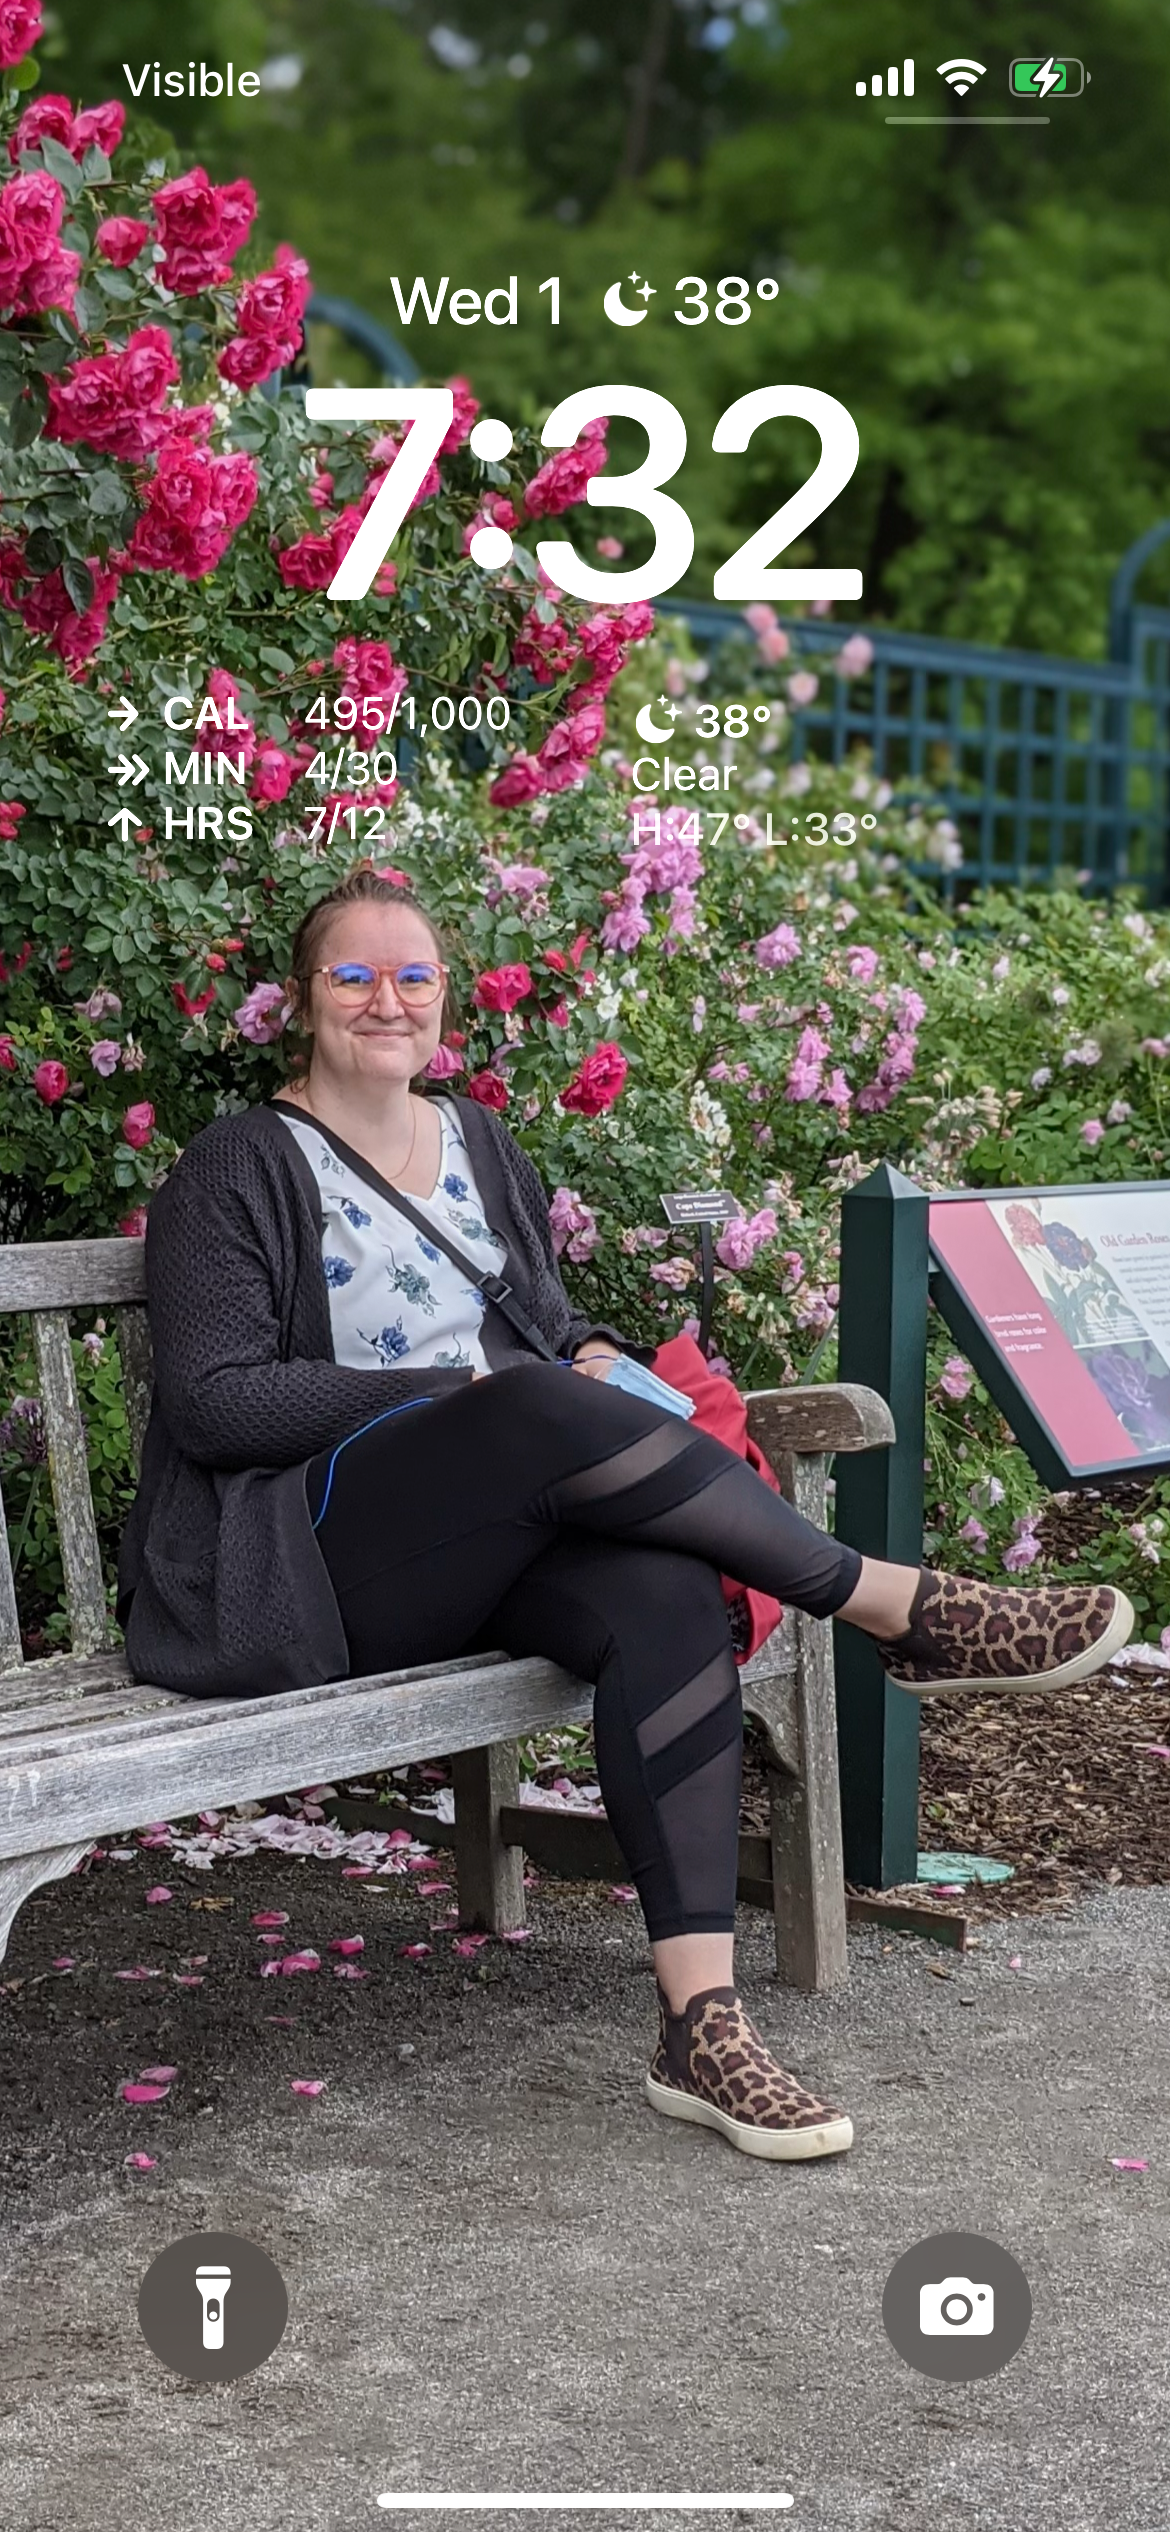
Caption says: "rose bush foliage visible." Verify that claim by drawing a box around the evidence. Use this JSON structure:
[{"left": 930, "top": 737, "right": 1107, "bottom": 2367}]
[{"left": 2, "top": 17, "right": 1170, "bottom": 1639}]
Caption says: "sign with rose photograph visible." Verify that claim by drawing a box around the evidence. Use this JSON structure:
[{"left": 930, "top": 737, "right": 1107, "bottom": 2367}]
[{"left": 930, "top": 1185, "right": 1170, "bottom": 1486}]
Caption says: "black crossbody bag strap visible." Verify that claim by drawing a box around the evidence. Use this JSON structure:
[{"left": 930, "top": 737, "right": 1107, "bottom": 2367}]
[{"left": 269, "top": 1101, "right": 559, "bottom": 1362}]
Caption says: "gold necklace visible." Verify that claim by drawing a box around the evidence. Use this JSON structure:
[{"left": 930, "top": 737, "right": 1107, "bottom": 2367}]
[{"left": 293, "top": 1081, "right": 418, "bottom": 1182}]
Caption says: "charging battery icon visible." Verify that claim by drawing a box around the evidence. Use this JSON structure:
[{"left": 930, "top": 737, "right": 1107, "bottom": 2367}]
[{"left": 1010, "top": 56, "right": 1086, "bottom": 97}]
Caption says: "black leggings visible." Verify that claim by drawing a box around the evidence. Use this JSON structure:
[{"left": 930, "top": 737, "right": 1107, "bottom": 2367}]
[{"left": 306, "top": 1362, "right": 860, "bottom": 1942}]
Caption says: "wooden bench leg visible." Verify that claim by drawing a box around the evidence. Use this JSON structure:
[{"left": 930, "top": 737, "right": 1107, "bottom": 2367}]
[
  {"left": 0, "top": 1840, "right": 92, "bottom": 1969},
  {"left": 769, "top": 1604, "right": 849, "bottom": 1993},
  {"left": 452, "top": 1742, "right": 526, "bottom": 1934}
]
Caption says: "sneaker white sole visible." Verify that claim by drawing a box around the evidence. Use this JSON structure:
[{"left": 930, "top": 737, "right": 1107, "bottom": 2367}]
[
  {"left": 887, "top": 1587, "right": 1135, "bottom": 1699},
  {"left": 645, "top": 2072, "right": 854, "bottom": 2161}
]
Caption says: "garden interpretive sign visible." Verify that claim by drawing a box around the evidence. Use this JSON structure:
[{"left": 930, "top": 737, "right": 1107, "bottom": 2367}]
[{"left": 930, "top": 1183, "right": 1170, "bottom": 1487}]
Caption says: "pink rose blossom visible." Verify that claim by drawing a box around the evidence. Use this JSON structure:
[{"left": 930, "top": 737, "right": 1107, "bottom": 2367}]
[
  {"left": 493, "top": 863, "right": 550, "bottom": 901},
  {"left": 959, "top": 1515, "right": 989, "bottom": 1551},
  {"left": 834, "top": 635, "right": 874, "bottom": 678},
  {"left": 1080, "top": 1118, "right": 1105, "bottom": 1147},
  {"left": 754, "top": 923, "right": 801, "bottom": 970},
  {"left": 94, "top": 215, "right": 150, "bottom": 266},
  {"left": 714, "top": 1208, "right": 778, "bottom": 1270},
  {"left": 1002, "top": 1533, "right": 1042, "bottom": 1573},
  {"left": 462, "top": 493, "right": 519, "bottom": 555},
  {"left": 275, "top": 505, "right": 364, "bottom": 591},
  {"left": 548, "top": 1187, "right": 600, "bottom": 1263},
  {"left": 236, "top": 981, "right": 288, "bottom": 1044},
  {"left": 122, "top": 1101, "right": 155, "bottom": 1149},
  {"left": 559, "top": 1041, "right": 628, "bottom": 1116},
  {"left": 89, "top": 1039, "right": 121, "bottom": 1076},
  {"left": 424, "top": 1042, "right": 464, "bottom": 1080},
  {"left": 218, "top": 243, "right": 310, "bottom": 389},
  {"left": 937, "top": 1355, "right": 973, "bottom": 1402},
  {"left": 118, "top": 1208, "right": 148, "bottom": 1238},
  {"left": 787, "top": 671, "right": 819, "bottom": 707},
  {"left": 474, "top": 963, "right": 532, "bottom": 1014},
  {"left": 524, "top": 417, "right": 608, "bottom": 518},
  {"left": 649, "top": 1257, "right": 693, "bottom": 1289},
  {"left": 33, "top": 1058, "right": 68, "bottom": 1105},
  {"left": 151, "top": 166, "right": 257, "bottom": 294},
  {"left": 489, "top": 751, "right": 545, "bottom": 808},
  {"left": 45, "top": 326, "right": 179, "bottom": 462},
  {"left": 128, "top": 439, "right": 258, "bottom": 580},
  {"left": 467, "top": 1069, "right": 509, "bottom": 1112},
  {"left": 0, "top": 1, "right": 42, "bottom": 72},
  {"left": 845, "top": 944, "right": 879, "bottom": 983}
]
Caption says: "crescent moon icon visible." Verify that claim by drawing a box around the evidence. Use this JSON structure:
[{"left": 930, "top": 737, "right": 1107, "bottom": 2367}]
[
  {"left": 635, "top": 702, "right": 676, "bottom": 742},
  {"left": 604, "top": 280, "right": 648, "bottom": 327}
]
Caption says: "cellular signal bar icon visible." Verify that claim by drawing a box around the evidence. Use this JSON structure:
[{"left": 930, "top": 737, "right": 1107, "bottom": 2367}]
[{"left": 856, "top": 59, "right": 914, "bottom": 98}]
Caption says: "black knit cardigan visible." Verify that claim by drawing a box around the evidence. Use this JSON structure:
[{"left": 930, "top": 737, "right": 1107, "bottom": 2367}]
[{"left": 117, "top": 1096, "right": 638, "bottom": 1698}]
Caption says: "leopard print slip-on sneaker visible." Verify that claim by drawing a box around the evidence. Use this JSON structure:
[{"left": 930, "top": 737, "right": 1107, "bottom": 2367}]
[
  {"left": 645, "top": 1984, "right": 853, "bottom": 2162},
  {"left": 879, "top": 1570, "right": 1134, "bottom": 1696}
]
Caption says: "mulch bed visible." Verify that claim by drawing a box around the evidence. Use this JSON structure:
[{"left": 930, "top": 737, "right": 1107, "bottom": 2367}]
[{"left": 741, "top": 1666, "right": 1170, "bottom": 1916}]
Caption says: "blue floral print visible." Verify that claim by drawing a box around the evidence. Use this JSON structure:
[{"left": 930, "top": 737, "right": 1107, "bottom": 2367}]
[
  {"left": 360, "top": 1320, "right": 411, "bottom": 1365},
  {"left": 387, "top": 1257, "right": 436, "bottom": 1313},
  {"left": 277, "top": 1098, "right": 506, "bottom": 1376}
]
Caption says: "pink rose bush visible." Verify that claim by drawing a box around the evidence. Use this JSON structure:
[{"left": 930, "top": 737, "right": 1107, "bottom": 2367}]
[
  {"left": 0, "top": 22, "right": 1168, "bottom": 1651},
  {"left": 218, "top": 245, "right": 311, "bottom": 390}
]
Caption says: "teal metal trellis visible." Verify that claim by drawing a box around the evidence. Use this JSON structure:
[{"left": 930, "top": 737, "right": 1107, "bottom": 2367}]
[{"left": 664, "top": 527, "right": 1170, "bottom": 903}]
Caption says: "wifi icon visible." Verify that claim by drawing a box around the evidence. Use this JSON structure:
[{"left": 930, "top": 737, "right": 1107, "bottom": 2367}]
[{"left": 937, "top": 56, "right": 986, "bottom": 95}]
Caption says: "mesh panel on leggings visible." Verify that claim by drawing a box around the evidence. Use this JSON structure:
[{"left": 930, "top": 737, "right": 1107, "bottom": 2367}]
[
  {"left": 618, "top": 1457, "right": 859, "bottom": 1620},
  {"left": 635, "top": 1650, "right": 731, "bottom": 1760},
  {"left": 654, "top": 1732, "right": 744, "bottom": 1927},
  {"left": 548, "top": 1419, "right": 702, "bottom": 1508}
]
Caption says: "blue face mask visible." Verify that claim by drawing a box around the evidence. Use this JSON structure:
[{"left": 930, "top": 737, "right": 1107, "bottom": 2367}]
[{"left": 596, "top": 1353, "right": 696, "bottom": 1419}]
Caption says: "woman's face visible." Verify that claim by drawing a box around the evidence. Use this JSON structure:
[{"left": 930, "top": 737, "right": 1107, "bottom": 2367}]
[{"left": 296, "top": 903, "right": 445, "bottom": 1089}]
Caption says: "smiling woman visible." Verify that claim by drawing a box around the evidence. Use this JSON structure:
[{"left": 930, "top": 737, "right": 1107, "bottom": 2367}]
[{"left": 114, "top": 869, "right": 1135, "bottom": 2164}]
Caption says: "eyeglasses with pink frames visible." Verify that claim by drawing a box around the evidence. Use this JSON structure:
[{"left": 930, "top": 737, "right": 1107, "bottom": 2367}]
[{"left": 313, "top": 959, "right": 448, "bottom": 1010}]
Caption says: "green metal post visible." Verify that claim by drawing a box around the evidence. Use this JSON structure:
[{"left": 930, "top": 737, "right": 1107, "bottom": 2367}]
[{"left": 832, "top": 1162, "right": 930, "bottom": 1887}]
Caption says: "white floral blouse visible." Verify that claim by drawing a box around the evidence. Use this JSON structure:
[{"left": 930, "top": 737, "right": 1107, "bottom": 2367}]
[{"left": 277, "top": 1098, "right": 508, "bottom": 1375}]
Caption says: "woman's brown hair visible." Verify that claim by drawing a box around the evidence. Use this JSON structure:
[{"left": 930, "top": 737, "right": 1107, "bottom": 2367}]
[{"left": 284, "top": 865, "right": 459, "bottom": 1064}]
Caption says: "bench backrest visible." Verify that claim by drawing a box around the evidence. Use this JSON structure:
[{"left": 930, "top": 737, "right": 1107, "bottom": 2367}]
[{"left": 0, "top": 1238, "right": 150, "bottom": 1668}]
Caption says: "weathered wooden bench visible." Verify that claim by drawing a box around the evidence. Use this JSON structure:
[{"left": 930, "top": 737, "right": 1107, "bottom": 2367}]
[{"left": 0, "top": 1239, "right": 894, "bottom": 1990}]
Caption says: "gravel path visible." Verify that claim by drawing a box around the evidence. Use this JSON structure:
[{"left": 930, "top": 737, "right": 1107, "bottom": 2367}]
[{"left": 1, "top": 1854, "right": 1168, "bottom": 2532}]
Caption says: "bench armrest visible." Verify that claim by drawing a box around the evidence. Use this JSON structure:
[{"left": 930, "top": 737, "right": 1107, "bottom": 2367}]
[{"left": 745, "top": 1382, "right": 895, "bottom": 1460}]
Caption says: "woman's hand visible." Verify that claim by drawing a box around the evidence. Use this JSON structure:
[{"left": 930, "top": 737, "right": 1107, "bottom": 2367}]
[{"left": 571, "top": 1343, "right": 621, "bottom": 1381}]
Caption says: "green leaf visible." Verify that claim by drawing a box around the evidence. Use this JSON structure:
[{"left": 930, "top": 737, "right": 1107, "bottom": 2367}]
[
  {"left": 11, "top": 54, "right": 39, "bottom": 90},
  {"left": 8, "top": 377, "right": 47, "bottom": 449},
  {"left": 259, "top": 646, "right": 295, "bottom": 673},
  {"left": 24, "top": 528, "right": 62, "bottom": 575},
  {"left": 37, "top": 136, "right": 83, "bottom": 197},
  {"left": 62, "top": 560, "right": 95, "bottom": 616},
  {"left": 70, "top": 283, "right": 104, "bottom": 335},
  {"left": 80, "top": 145, "right": 112, "bottom": 184},
  {"left": 89, "top": 470, "right": 128, "bottom": 519},
  {"left": 94, "top": 266, "right": 134, "bottom": 303}
]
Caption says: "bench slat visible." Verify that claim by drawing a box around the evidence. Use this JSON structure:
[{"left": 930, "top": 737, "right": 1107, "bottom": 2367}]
[
  {"left": 747, "top": 1382, "right": 895, "bottom": 1459},
  {"left": 0, "top": 1653, "right": 600, "bottom": 1858},
  {"left": 32, "top": 1311, "right": 113, "bottom": 1657},
  {"left": 0, "top": 1651, "right": 133, "bottom": 1702},
  {"left": 0, "top": 1687, "right": 175, "bottom": 1740},
  {"left": 0, "top": 1238, "right": 146, "bottom": 1313},
  {"left": 0, "top": 1472, "right": 24, "bottom": 1673}
]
